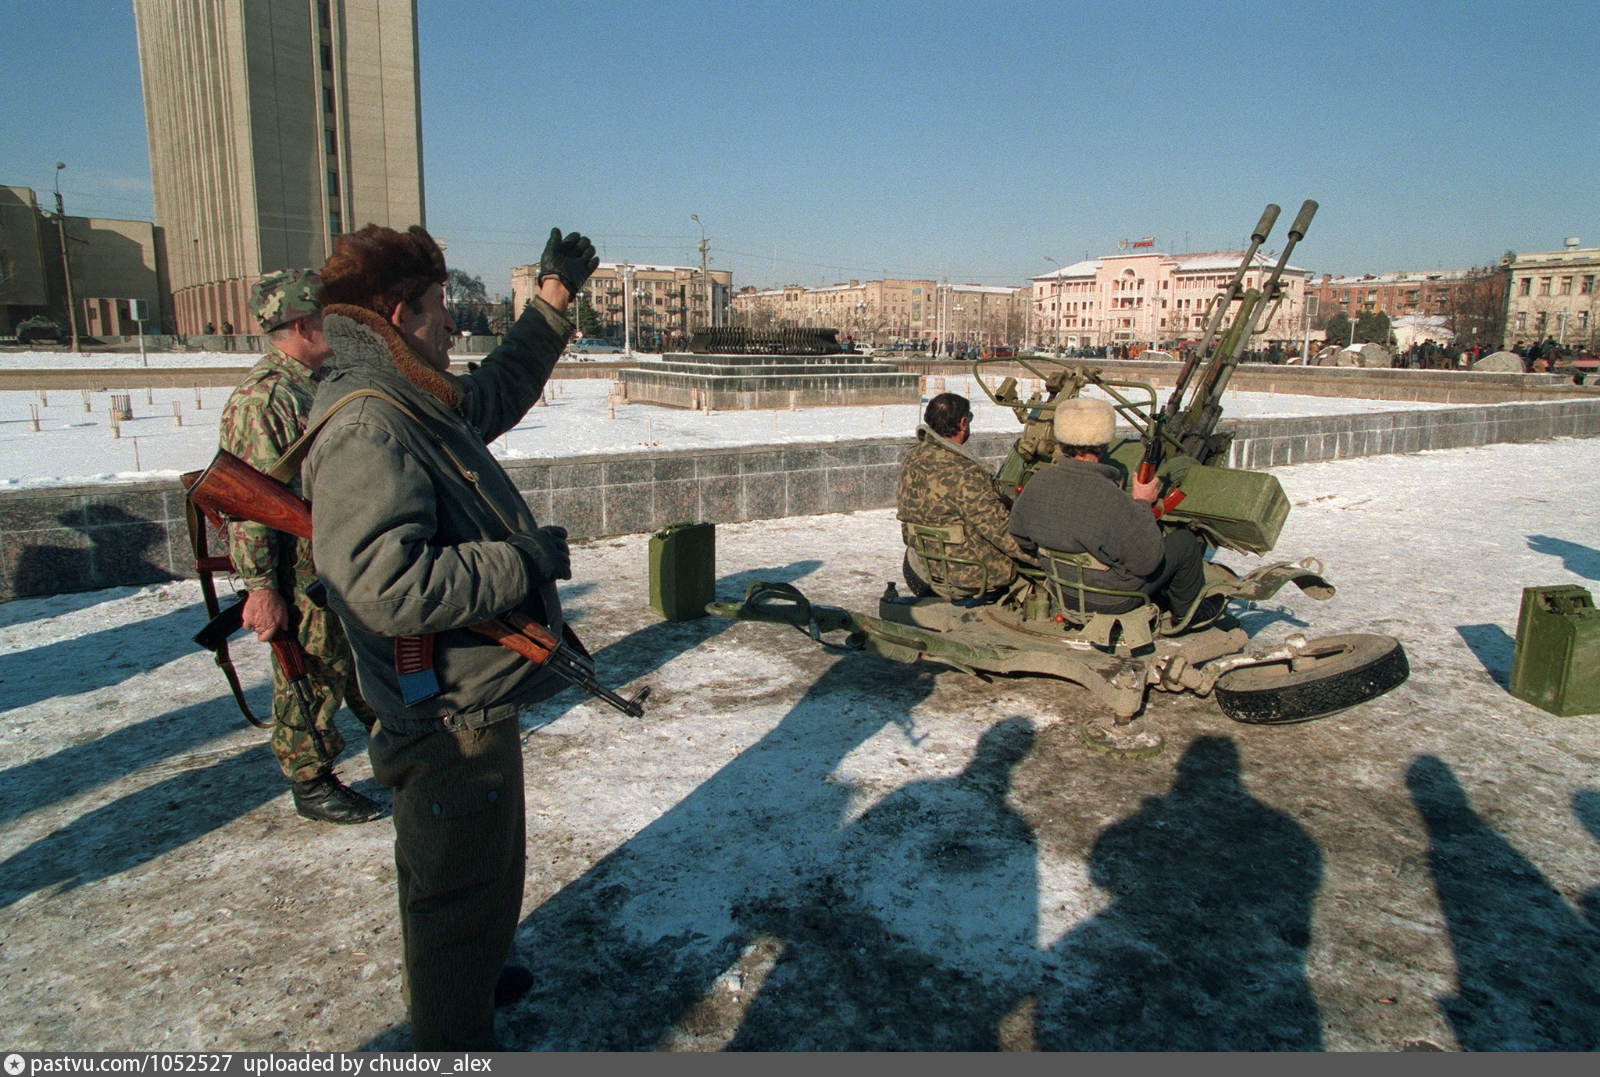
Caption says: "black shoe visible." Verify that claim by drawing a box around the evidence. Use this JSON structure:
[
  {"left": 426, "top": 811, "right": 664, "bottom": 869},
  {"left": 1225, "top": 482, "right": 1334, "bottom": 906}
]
[
  {"left": 292, "top": 773, "right": 385, "bottom": 824},
  {"left": 494, "top": 965, "right": 535, "bottom": 1008},
  {"left": 1180, "top": 593, "right": 1229, "bottom": 631}
]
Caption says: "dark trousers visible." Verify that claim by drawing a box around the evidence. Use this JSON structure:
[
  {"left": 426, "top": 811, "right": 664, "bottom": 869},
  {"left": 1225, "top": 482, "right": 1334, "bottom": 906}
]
[{"left": 369, "top": 718, "right": 525, "bottom": 1050}]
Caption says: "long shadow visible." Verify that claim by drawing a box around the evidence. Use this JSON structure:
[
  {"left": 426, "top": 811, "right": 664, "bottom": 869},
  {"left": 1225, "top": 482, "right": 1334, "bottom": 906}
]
[
  {"left": 364, "top": 652, "right": 951, "bottom": 1051},
  {"left": 1527, "top": 535, "right": 1600, "bottom": 581},
  {"left": 1407, "top": 756, "right": 1600, "bottom": 1050},
  {"left": 727, "top": 717, "right": 1039, "bottom": 1050},
  {"left": 0, "top": 692, "right": 272, "bottom": 828},
  {"left": 1455, "top": 624, "right": 1516, "bottom": 689},
  {"left": 1576, "top": 790, "right": 1600, "bottom": 928},
  {"left": 0, "top": 743, "right": 283, "bottom": 910},
  {"left": 0, "top": 603, "right": 207, "bottom": 713},
  {"left": 1036, "top": 736, "right": 1325, "bottom": 1050},
  {"left": 10, "top": 505, "right": 177, "bottom": 601}
]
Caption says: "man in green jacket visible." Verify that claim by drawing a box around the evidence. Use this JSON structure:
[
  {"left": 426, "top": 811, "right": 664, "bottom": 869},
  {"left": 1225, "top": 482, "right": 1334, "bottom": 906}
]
[
  {"left": 302, "top": 224, "right": 596, "bottom": 1050},
  {"left": 218, "top": 269, "right": 382, "bottom": 824},
  {"left": 897, "top": 392, "right": 1030, "bottom": 598}
]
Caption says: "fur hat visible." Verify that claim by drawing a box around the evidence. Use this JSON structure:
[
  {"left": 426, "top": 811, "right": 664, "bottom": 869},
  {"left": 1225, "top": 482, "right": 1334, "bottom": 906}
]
[{"left": 1053, "top": 397, "right": 1116, "bottom": 447}]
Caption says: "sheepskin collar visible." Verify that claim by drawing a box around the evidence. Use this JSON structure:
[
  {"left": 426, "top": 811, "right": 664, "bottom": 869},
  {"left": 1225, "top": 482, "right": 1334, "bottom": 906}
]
[{"left": 321, "top": 303, "right": 463, "bottom": 409}]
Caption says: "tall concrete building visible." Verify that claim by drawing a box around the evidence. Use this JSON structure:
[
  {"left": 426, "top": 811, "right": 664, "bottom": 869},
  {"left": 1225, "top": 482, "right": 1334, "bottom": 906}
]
[{"left": 132, "top": 0, "right": 424, "bottom": 334}]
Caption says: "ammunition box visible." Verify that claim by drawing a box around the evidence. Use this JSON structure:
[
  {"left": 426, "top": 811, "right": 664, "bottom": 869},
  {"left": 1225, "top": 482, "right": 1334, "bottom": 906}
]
[
  {"left": 1509, "top": 584, "right": 1600, "bottom": 716},
  {"left": 649, "top": 521, "right": 716, "bottom": 621},
  {"left": 1162, "top": 463, "right": 1289, "bottom": 556}
]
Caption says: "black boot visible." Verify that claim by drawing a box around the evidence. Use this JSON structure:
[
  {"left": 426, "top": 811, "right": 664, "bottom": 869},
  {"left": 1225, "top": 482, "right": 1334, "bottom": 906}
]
[
  {"left": 292, "top": 772, "right": 385, "bottom": 824},
  {"left": 494, "top": 965, "right": 535, "bottom": 1008}
]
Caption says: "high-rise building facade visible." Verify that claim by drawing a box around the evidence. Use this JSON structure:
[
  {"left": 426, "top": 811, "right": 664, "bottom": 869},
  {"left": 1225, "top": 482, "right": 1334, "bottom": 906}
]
[{"left": 132, "top": 0, "right": 424, "bottom": 334}]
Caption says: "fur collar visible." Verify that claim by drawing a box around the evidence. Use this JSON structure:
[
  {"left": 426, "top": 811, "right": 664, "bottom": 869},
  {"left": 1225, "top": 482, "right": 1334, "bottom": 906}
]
[
  {"left": 916, "top": 422, "right": 989, "bottom": 467},
  {"left": 321, "top": 303, "right": 463, "bottom": 409}
]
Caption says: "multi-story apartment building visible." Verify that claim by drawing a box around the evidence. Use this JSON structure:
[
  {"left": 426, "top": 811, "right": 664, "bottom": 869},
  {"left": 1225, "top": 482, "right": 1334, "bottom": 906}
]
[
  {"left": 0, "top": 185, "right": 173, "bottom": 337},
  {"left": 510, "top": 262, "right": 732, "bottom": 342},
  {"left": 1032, "top": 251, "right": 1310, "bottom": 349},
  {"left": 1308, "top": 266, "right": 1508, "bottom": 350},
  {"left": 132, "top": 0, "right": 424, "bottom": 334},
  {"left": 1504, "top": 240, "right": 1598, "bottom": 350},
  {"left": 731, "top": 278, "right": 1028, "bottom": 345}
]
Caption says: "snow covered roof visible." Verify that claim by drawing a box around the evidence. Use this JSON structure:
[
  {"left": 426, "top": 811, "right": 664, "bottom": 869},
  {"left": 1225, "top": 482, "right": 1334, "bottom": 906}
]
[
  {"left": 1317, "top": 270, "right": 1474, "bottom": 287},
  {"left": 951, "top": 284, "right": 1024, "bottom": 295},
  {"left": 596, "top": 261, "right": 696, "bottom": 274},
  {"left": 1166, "top": 250, "right": 1307, "bottom": 274},
  {"left": 1030, "top": 250, "right": 1305, "bottom": 282},
  {"left": 1031, "top": 259, "right": 1100, "bottom": 281}
]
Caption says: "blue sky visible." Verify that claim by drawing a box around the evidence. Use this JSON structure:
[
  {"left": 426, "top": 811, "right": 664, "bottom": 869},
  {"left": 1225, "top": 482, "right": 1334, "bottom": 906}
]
[{"left": 3, "top": 1, "right": 1595, "bottom": 294}]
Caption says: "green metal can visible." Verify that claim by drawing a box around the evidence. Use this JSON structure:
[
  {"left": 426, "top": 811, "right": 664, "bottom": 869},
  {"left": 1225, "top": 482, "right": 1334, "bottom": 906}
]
[
  {"left": 649, "top": 521, "right": 716, "bottom": 621},
  {"left": 1509, "top": 584, "right": 1600, "bottom": 717}
]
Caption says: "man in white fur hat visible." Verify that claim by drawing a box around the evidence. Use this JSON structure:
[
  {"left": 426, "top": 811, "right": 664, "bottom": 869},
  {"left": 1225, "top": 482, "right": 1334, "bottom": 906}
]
[{"left": 1008, "top": 396, "right": 1210, "bottom": 623}]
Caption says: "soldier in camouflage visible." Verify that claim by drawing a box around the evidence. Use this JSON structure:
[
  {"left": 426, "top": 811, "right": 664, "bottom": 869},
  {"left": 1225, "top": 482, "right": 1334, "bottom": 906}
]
[
  {"left": 896, "top": 392, "right": 1031, "bottom": 598},
  {"left": 218, "top": 269, "right": 383, "bottom": 824}
]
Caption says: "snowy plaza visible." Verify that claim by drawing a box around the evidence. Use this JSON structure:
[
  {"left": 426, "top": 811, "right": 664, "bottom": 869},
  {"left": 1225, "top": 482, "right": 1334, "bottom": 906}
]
[{"left": 0, "top": 417, "right": 1597, "bottom": 1049}]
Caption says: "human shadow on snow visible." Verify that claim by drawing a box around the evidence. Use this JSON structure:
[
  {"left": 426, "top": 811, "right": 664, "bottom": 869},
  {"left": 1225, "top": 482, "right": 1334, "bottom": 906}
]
[
  {"left": 362, "top": 655, "right": 1328, "bottom": 1050},
  {"left": 359, "top": 657, "right": 954, "bottom": 1050},
  {"left": 1034, "top": 735, "right": 1325, "bottom": 1050},
  {"left": 1407, "top": 756, "right": 1600, "bottom": 1050},
  {"left": 1526, "top": 535, "right": 1600, "bottom": 581}
]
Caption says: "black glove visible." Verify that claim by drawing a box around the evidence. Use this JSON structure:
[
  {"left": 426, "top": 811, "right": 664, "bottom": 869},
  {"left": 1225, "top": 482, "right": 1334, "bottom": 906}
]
[
  {"left": 509, "top": 525, "right": 571, "bottom": 583},
  {"left": 537, "top": 228, "right": 599, "bottom": 299}
]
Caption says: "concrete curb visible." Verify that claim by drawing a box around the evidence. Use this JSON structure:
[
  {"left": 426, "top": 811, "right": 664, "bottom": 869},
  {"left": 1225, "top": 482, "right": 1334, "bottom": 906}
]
[{"left": 3, "top": 396, "right": 1599, "bottom": 602}]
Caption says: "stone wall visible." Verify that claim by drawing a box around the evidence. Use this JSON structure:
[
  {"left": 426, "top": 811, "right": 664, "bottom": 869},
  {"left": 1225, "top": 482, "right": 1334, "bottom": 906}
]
[{"left": 3, "top": 397, "right": 1598, "bottom": 602}]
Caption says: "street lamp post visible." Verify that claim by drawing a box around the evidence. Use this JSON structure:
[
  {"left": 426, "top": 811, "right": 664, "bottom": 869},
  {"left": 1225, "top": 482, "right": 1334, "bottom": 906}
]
[
  {"left": 1043, "top": 256, "right": 1062, "bottom": 348},
  {"left": 691, "top": 214, "right": 711, "bottom": 329},
  {"left": 53, "top": 163, "right": 81, "bottom": 353},
  {"left": 617, "top": 263, "right": 635, "bottom": 356}
]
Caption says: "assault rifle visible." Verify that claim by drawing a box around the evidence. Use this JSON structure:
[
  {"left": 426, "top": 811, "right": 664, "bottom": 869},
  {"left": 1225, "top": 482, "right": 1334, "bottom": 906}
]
[
  {"left": 191, "top": 589, "right": 335, "bottom": 761},
  {"left": 185, "top": 450, "right": 649, "bottom": 719},
  {"left": 1160, "top": 200, "right": 1317, "bottom": 465}
]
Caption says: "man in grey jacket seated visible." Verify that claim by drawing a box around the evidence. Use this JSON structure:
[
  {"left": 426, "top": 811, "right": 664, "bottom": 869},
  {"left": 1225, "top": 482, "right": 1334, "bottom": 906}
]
[
  {"left": 1008, "top": 397, "right": 1211, "bottom": 625},
  {"left": 302, "top": 223, "right": 597, "bottom": 1049}
]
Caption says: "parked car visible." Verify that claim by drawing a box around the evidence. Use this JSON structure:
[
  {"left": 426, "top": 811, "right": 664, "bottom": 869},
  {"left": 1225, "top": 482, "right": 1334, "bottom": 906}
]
[{"left": 567, "top": 337, "right": 624, "bottom": 355}]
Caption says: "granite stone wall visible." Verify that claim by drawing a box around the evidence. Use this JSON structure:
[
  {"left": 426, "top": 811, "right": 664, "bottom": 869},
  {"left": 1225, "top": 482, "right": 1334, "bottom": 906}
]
[{"left": 3, "top": 397, "right": 1597, "bottom": 602}]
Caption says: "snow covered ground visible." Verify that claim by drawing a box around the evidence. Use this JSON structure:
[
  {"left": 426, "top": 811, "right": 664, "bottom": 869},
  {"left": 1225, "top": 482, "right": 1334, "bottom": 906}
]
[
  {"left": 3, "top": 370, "right": 1454, "bottom": 489},
  {"left": 0, "top": 436, "right": 1597, "bottom": 1050}
]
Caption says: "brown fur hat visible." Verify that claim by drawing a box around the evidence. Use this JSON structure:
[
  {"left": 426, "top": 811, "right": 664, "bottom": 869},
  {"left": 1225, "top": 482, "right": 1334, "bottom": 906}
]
[{"left": 317, "top": 224, "right": 447, "bottom": 318}]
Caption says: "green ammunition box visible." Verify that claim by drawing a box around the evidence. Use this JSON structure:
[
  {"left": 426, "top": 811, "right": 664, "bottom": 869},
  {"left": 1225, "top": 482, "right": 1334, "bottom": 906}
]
[
  {"left": 1162, "top": 462, "right": 1290, "bottom": 556},
  {"left": 649, "top": 521, "right": 716, "bottom": 621},
  {"left": 1509, "top": 584, "right": 1600, "bottom": 716}
]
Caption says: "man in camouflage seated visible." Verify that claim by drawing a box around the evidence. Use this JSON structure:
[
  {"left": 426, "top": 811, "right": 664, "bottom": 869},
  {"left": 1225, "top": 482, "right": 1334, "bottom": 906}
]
[
  {"left": 897, "top": 392, "right": 1031, "bottom": 599},
  {"left": 217, "top": 269, "right": 383, "bottom": 824}
]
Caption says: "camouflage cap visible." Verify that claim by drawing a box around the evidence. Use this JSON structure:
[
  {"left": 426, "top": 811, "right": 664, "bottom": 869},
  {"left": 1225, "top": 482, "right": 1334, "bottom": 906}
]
[{"left": 249, "top": 269, "right": 321, "bottom": 332}]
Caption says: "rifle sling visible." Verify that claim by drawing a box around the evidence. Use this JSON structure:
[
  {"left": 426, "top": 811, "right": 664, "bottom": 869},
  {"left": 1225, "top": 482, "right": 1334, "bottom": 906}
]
[{"left": 183, "top": 495, "right": 271, "bottom": 730}]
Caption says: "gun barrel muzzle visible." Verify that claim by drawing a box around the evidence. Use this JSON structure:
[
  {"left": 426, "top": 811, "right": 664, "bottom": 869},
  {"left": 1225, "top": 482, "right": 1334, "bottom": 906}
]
[
  {"left": 1288, "top": 200, "right": 1318, "bottom": 241},
  {"left": 1250, "top": 204, "right": 1281, "bottom": 244}
]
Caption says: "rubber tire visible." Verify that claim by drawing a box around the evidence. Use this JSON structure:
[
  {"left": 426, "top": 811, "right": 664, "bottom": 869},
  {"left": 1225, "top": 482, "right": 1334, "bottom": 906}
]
[
  {"left": 902, "top": 551, "right": 936, "bottom": 598},
  {"left": 1215, "top": 633, "right": 1409, "bottom": 725}
]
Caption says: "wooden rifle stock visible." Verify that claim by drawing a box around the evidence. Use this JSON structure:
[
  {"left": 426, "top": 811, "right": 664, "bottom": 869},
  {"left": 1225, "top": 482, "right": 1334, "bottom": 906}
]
[{"left": 185, "top": 450, "right": 646, "bottom": 718}]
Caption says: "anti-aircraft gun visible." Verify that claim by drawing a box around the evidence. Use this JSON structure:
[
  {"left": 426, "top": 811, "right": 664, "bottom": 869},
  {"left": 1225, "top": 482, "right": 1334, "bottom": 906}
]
[
  {"left": 982, "top": 201, "right": 1319, "bottom": 559},
  {"left": 710, "top": 201, "right": 1408, "bottom": 757}
]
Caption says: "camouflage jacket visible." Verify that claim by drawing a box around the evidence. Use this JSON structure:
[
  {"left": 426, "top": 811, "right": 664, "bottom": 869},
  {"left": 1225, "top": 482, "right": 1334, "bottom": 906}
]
[
  {"left": 897, "top": 424, "right": 1030, "bottom": 595},
  {"left": 218, "top": 346, "right": 318, "bottom": 595}
]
